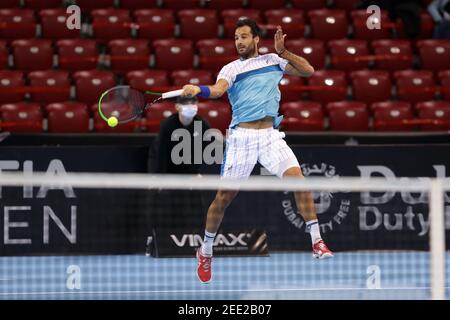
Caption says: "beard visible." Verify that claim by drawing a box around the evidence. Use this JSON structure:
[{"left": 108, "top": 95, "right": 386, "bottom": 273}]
[{"left": 237, "top": 43, "right": 257, "bottom": 59}]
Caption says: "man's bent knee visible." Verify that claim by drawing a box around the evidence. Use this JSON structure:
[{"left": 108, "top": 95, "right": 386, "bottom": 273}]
[{"left": 213, "top": 190, "right": 238, "bottom": 209}]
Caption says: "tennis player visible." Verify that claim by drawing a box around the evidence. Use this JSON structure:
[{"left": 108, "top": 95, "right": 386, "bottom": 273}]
[{"left": 181, "top": 19, "right": 333, "bottom": 284}]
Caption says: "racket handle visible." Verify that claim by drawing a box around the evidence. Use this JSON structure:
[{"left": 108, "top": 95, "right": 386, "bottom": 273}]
[{"left": 162, "top": 89, "right": 184, "bottom": 99}]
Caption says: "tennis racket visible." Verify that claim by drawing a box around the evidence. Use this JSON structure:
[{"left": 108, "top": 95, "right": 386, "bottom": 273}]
[{"left": 97, "top": 85, "right": 184, "bottom": 125}]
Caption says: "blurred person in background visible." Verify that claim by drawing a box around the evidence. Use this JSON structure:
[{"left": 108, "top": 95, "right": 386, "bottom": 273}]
[{"left": 428, "top": 0, "right": 450, "bottom": 38}]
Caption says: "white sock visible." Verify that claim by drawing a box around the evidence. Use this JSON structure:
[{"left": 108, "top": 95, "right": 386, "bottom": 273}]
[
  {"left": 306, "top": 219, "right": 322, "bottom": 244},
  {"left": 201, "top": 231, "right": 216, "bottom": 256}
]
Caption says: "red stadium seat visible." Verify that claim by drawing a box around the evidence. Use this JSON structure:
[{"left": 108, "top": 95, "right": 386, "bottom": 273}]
[
  {"left": 247, "top": 0, "right": 286, "bottom": 11},
  {"left": 0, "top": 40, "right": 8, "bottom": 69},
  {"left": 126, "top": 70, "right": 170, "bottom": 93},
  {"left": 308, "top": 9, "right": 349, "bottom": 41},
  {"left": 12, "top": 39, "right": 53, "bottom": 71},
  {"left": 171, "top": 70, "right": 213, "bottom": 86},
  {"left": 279, "top": 75, "right": 305, "bottom": 102},
  {"left": 264, "top": 9, "right": 305, "bottom": 38},
  {"left": 144, "top": 101, "right": 177, "bottom": 132},
  {"left": 46, "top": 102, "right": 90, "bottom": 133},
  {"left": 204, "top": 0, "right": 243, "bottom": 10},
  {"left": 333, "top": 0, "right": 359, "bottom": 10},
  {"left": 108, "top": 39, "right": 150, "bottom": 74},
  {"left": 0, "top": 0, "right": 21, "bottom": 8},
  {"left": 57, "top": 39, "right": 98, "bottom": 71},
  {"left": 0, "top": 9, "right": 36, "bottom": 40},
  {"left": 163, "top": 0, "right": 202, "bottom": 10},
  {"left": 371, "top": 39, "right": 413, "bottom": 72},
  {"left": 307, "top": 70, "right": 348, "bottom": 105},
  {"left": 221, "top": 9, "right": 262, "bottom": 39},
  {"left": 197, "top": 39, "right": 237, "bottom": 73},
  {"left": 350, "top": 10, "right": 393, "bottom": 40},
  {"left": 291, "top": 0, "right": 327, "bottom": 10},
  {"left": 280, "top": 101, "right": 324, "bottom": 131},
  {"left": 39, "top": 9, "right": 80, "bottom": 39},
  {"left": 416, "top": 101, "right": 450, "bottom": 131},
  {"left": 396, "top": 12, "right": 434, "bottom": 39},
  {"left": 350, "top": 70, "right": 392, "bottom": 104},
  {"left": 394, "top": 70, "right": 436, "bottom": 104},
  {"left": 285, "top": 39, "right": 326, "bottom": 70},
  {"left": 257, "top": 39, "right": 277, "bottom": 54},
  {"left": 134, "top": 9, "right": 175, "bottom": 40},
  {"left": 197, "top": 101, "right": 231, "bottom": 134},
  {"left": 92, "top": 8, "right": 132, "bottom": 42},
  {"left": 0, "top": 71, "right": 25, "bottom": 104},
  {"left": 328, "top": 39, "right": 370, "bottom": 71},
  {"left": 120, "top": 0, "right": 158, "bottom": 10},
  {"left": 73, "top": 70, "right": 116, "bottom": 105},
  {"left": 439, "top": 70, "right": 450, "bottom": 101},
  {"left": 326, "top": 101, "right": 369, "bottom": 131},
  {"left": 23, "top": 0, "right": 62, "bottom": 9},
  {"left": 74, "top": 0, "right": 115, "bottom": 13},
  {"left": 28, "top": 70, "right": 71, "bottom": 104},
  {"left": 153, "top": 39, "right": 194, "bottom": 71},
  {"left": 0, "top": 103, "right": 43, "bottom": 132},
  {"left": 371, "top": 101, "right": 415, "bottom": 131},
  {"left": 178, "top": 9, "right": 219, "bottom": 41},
  {"left": 417, "top": 40, "right": 450, "bottom": 72}
]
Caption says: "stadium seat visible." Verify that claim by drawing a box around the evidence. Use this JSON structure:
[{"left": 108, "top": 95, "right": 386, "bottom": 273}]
[
  {"left": 91, "top": 8, "right": 132, "bottom": 42},
  {"left": 171, "top": 70, "right": 213, "bottom": 86},
  {"left": 0, "top": 9, "right": 36, "bottom": 40},
  {"left": 108, "top": 39, "right": 150, "bottom": 74},
  {"left": 326, "top": 101, "right": 369, "bottom": 131},
  {"left": 0, "top": 71, "right": 25, "bottom": 104},
  {"left": 350, "top": 10, "right": 393, "bottom": 40},
  {"left": 417, "top": 40, "right": 450, "bottom": 72},
  {"left": 163, "top": 0, "right": 202, "bottom": 10},
  {"left": 0, "top": 41, "right": 8, "bottom": 69},
  {"left": 28, "top": 70, "right": 71, "bottom": 104},
  {"left": 280, "top": 101, "right": 324, "bottom": 131},
  {"left": 350, "top": 70, "right": 392, "bottom": 104},
  {"left": 307, "top": 70, "right": 348, "bottom": 105},
  {"left": 57, "top": 39, "right": 98, "bottom": 71},
  {"left": 134, "top": 9, "right": 176, "bottom": 40},
  {"left": 221, "top": 9, "right": 262, "bottom": 38},
  {"left": 0, "top": 0, "right": 21, "bottom": 8},
  {"left": 328, "top": 39, "right": 370, "bottom": 71},
  {"left": 371, "top": 101, "right": 415, "bottom": 131},
  {"left": 153, "top": 39, "right": 194, "bottom": 71},
  {"left": 0, "top": 103, "right": 43, "bottom": 132},
  {"left": 264, "top": 9, "right": 305, "bottom": 38},
  {"left": 394, "top": 70, "right": 436, "bottom": 104},
  {"left": 197, "top": 101, "right": 231, "bottom": 134},
  {"left": 39, "top": 9, "right": 80, "bottom": 39},
  {"left": 291, "top": 0, "right": 327, "bottom": 10},
  {"left": 285, "top": 39, "right": 326, "bottom": 70},
  {"left": 247, "top": 0, "right": 286, "bottom": 11},
  {"left": 438, "top": 70, "right": 450, "bottom": 101},
  {"left": 371, "top": 39, "right": 413, "bottom": 72},
  {"left": 144, "top": 101, "right": 177, "bottom": 132},
  {"left": 126, "top": 70, "right": 170, "bottom": 94},
  {"left": 12, "top": 39, "right": 53, "bottom": 71},
  {"left": 120, "top": 0, "right": 158, "bottom": 10},
  {"left": 333, "top": 0, "right": 360, "bottom": 10},
  {"left": 416, "top": 101, "right": 450, "bottom": 131},
  {"left": 46, "top": 102, "right": 90, "bottom": 133},
  {"left": 178, "top": 9, "right": 219, "bottom": 41},
  {"left": 197, "top": 39, "right": 237, "bottom": 73},
  {"left": 74, "top": 0, "right": 115, "bottom": 12},
  {"left": 204, "top": 0, "right": 243, "bottom": 10},
  {"left": 308, "top": 9, "right": 349, "bottom": 41},
  {"left": 279, "top": 75, "right": 305, "bottom": 102},
  {"left": 257, "top": 39, "right": 277, "bottom": 54},
  {"left": 23, "top": 0, "right": 62, "bottom": 9},
  {"left": 73, "top": 70, "right": 116, "bottom": 105},
  {"left": 396, "top": 12, "right": 434, "bottom": 39}
]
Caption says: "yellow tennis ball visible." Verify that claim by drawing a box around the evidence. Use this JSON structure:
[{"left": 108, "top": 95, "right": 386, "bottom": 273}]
[{"left": 107, "top": 116, "right": 118, "bottom": 127}]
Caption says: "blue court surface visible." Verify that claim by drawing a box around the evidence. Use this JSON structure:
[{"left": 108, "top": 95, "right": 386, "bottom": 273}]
[{"left": 1, "top": 252, "right": 449, "bottom": 300}]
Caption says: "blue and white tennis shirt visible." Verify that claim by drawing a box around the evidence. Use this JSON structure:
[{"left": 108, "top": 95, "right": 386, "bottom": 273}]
[{"left": 217, "top": 53, "right": 289, "bottom": 128}]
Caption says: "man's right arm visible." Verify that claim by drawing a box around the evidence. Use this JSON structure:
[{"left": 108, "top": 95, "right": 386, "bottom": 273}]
[{"left": 181, "top": 79, "right": 229, "bottom": 99}]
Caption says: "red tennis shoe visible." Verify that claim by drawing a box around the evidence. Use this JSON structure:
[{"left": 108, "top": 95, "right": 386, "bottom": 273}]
[
  {"left": 196, "top": 248, "right": 212, "bottom": 283},
  {"left": 312, "top": 239, "right": 334, "bottom": 259}
]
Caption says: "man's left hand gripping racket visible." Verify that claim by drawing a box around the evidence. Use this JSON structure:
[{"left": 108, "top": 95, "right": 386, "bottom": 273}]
[{"left": 98, "top": 85, "right": 184, "bottom": 127}]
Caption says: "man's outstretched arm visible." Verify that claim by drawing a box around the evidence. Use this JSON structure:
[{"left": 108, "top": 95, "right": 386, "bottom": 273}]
[{"left": 181, "top": 79, "right": 229, "bottom": 99}]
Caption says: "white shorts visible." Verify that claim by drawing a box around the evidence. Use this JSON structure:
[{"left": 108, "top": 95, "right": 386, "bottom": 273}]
[{"left": 221, "top": 127, "right": 300, "bottom": 179}]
